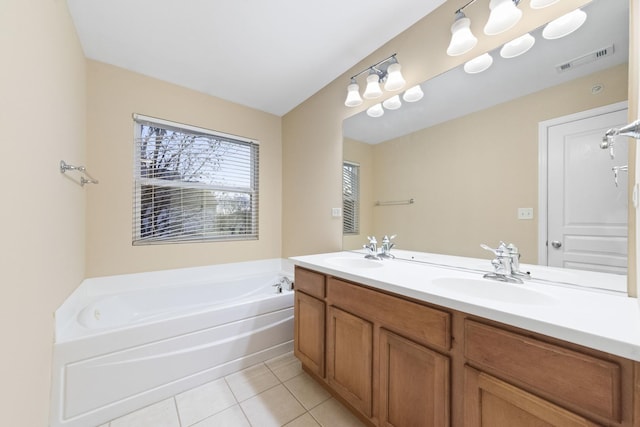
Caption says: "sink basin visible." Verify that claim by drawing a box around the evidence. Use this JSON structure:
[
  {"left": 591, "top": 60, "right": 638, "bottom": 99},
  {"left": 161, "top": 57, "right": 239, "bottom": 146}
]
[
  {"left": 430, "top": 277, "right": 556, "bottom": 305},
  {"left": 325, "top": 257, "right": 384, "bottom": 269}
]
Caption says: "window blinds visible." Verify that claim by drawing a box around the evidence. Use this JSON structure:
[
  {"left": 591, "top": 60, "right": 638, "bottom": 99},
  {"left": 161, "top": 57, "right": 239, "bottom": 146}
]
[
  {"left": 132, "top": 115, "right": 259, "bottom": 244},
  {"left": 343, "top": 161, "right": 360, "bottom": 234}
]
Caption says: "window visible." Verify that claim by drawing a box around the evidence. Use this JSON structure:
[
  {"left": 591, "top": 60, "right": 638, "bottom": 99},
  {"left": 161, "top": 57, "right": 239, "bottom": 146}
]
[
  {"left": 343, "top": 161, "right": 360, "bottom": 234},
  {"left": 133, "top": 114, "right": 259, "bottom": 245}
]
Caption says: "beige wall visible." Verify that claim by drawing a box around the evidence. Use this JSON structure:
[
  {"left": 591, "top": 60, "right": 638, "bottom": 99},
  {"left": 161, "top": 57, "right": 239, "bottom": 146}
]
[
  {"left": 282, "top": 0, "right": 591, "bottom": 257},
  {"left": 0, "top": 1, "right": 86, "bottom": 425},
  {"left": 86, "top": 61, "right": 283, "bottom": 277},
  {"left": 369, "top": 64, "right": 628, "bottom": 263}
]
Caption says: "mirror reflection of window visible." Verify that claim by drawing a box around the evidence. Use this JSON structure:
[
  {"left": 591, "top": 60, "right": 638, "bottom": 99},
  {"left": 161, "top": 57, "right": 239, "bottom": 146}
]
[{"left": 343, "top": 161, "right": 360, "bottom": 235}]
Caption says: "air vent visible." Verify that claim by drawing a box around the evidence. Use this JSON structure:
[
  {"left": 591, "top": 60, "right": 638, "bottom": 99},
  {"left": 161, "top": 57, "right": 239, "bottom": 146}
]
[{"left": 555, "top": 44, "right": 615, "bottom": 73}]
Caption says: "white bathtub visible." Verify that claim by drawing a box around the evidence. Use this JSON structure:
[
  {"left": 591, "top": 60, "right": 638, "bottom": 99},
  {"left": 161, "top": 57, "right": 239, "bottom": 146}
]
[{"left": 50, "top": 259, "right": 295, "bottom": 427}]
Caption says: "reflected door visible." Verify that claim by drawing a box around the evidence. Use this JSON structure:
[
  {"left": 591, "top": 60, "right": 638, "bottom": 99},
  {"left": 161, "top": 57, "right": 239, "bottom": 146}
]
[{"left": 547, "top": 106, "right": 628, "bottom": 274}]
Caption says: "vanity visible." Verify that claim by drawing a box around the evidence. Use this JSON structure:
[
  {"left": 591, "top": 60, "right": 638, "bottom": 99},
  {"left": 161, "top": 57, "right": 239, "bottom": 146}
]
[{"left": 291, "top": 251, "right": 640, "bottom": 427}]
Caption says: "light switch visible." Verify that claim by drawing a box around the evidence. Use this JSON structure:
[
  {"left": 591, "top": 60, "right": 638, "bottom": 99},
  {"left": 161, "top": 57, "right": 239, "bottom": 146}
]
[
  {"left": 518, "top": 208, "right": 534, "bottom": 220},
  {"left": 332, "top": 207, "right": 342, "bottom": 218}
]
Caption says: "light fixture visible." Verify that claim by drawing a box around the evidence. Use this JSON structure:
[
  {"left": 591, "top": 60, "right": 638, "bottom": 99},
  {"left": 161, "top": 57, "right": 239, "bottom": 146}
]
[
  {"left": 446, "top": 11, "right": 478, "bottom": 56},
  {"left": 484, "top": 0, "right": 522, "bottom": 36},
  {"left": 367, "top": 103, "right": 384, "bottom": 118},
  {"left": 384, "top": 62, "right": 406, "bottom": 91},
  {"left": 344, "top": 78, "right": 363, "bottom": 107},
  {"left": 529, "top": 0, "right": 559, "bottom": 9},
  {"left": 464, "top": 53, "right": 494, "bottom": 74},
  {"left": 542, "top": 9, "right": 587, "bottom": 40},
  {"left": 382, "top": 95, "right": 402, "bottom": 110},
  {"left": 500, "top": 33, "right": 535, "bottom": 58},
  {"left": 344, "top": 54, "right": 406, "bottom": 106},
  {"left": 363, "top": 72, "right": 383, "bottom": 99},
  {"left": 403, "top": 85, "right": 424, "bottom": 102}
]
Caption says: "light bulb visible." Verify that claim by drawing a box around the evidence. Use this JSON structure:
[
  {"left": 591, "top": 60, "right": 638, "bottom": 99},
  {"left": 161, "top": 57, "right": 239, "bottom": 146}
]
[
  {"left": 447, "top": 14, "right": 478, "bottom": 56},
  {"left": 367, "top": 103, "right": 384, "bottom": 118},
  {"left": 382, "top": 95, "right": 402, "bottom": 110},
  {"left": 500, "top": 33, "right": 535, "bottom": 58},
  {"left": 464, "top": 53, "right": 494, "bottom": 74},
  {"left": 543, "top": 9, "right": 587, "bottom": 40},
  {"left": 384, "top": 63, "right": 406, "bottom": 91},
  {"left": 484, "top": 0, "right": 522, "bottom": 36},
  {"left": 403, "top": 85, "right": 424, "bottom": 103},
  {"left": 344, "top": 81, "right": 363, "bottom": 107},
  {"left": 363, "top": 73, "right": 383, "bottom": 99}
]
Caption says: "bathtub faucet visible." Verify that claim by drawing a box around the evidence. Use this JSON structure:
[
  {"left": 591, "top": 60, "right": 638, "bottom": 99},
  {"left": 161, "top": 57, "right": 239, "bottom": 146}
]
[{"left": 273, "top": 276, "right": 294, "bottom": 293}]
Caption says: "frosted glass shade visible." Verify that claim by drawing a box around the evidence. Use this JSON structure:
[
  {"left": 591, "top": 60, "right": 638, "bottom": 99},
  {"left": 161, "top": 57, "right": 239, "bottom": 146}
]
[
  {"left": 543, "top": 9, "right": 587, "bottom": 40},
  {"left": 447, "top": 16, "right": 478, "bottom": 56},
  {"left": 403, "top": 85, "right": 424, "bottom": 102},
  {"left": 500, "top": 33, "right": 535, "bottom": 58},
  {"left": 530, "top": 0, "right": 559, "bottom": 9},
  {"left": 367, "top": 103, "right": 384, "bottom": 118},
  {"left": 484, "top": 0, "right": 522, "bottom": 35},
  {"left": 382, "top": 95, "right": 402, "bottom": 110},
  {"left": 464, "top": 53, "right": 493, "bottom": 74},
  {"left": 384, "top": 63, "right": 406, "bottom": 91},
  {"left": 344, "top": 82, "right": 363, "bottom": 107},
  {"left": 363, "top": 73, "right": 383, "bottom": 99}
]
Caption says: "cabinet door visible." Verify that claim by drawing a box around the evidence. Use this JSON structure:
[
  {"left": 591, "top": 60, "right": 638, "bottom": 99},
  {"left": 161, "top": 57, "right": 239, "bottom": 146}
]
[
  {"left": 379, "top": 329, "right": 450, "bottom": 427},
  {"left": 327, "top": 305, "right": 373, "bottom": 418},
  {"left": 464, "top": 367, "right": 601, "bottom": 427},
  {"left": 294, "top": 291, "right": 325, "bottom": 378}
]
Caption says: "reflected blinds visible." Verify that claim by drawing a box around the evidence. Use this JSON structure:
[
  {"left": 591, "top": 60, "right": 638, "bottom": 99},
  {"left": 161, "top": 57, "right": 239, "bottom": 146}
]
[
  {"left": 343, "top": 161, "right": 360, "bottom": 234},
  {"left": 132, "top": 115, "right": 259, "bottom": 244}
]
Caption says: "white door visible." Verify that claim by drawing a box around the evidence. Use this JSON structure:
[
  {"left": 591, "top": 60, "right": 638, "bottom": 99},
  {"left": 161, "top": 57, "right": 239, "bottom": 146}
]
[{"left": 546, "top": 106, "right": 628, "bottom": 274}]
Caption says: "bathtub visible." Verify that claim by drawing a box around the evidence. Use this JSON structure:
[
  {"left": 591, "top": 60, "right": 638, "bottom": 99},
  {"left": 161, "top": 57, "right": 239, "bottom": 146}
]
[{"left": 50, "top": 259, "right": 295, "bottom": 427}]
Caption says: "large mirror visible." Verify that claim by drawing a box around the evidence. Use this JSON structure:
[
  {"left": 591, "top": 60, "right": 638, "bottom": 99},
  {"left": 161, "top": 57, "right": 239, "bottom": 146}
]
[{"left": 342, "top": 0, "right": 630, "bottom": 278}]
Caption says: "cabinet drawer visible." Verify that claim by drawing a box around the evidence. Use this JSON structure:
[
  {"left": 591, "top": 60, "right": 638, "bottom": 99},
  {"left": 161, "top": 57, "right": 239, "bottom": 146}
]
[
  {"left": 294, "top": 266, "right": 325, "bottom": 299},
  {"left": 327, "top": 277, "right": 450, "bottom": 351},
  {"left": 465, "top": 320, "right": 622, "bottom": 421}
]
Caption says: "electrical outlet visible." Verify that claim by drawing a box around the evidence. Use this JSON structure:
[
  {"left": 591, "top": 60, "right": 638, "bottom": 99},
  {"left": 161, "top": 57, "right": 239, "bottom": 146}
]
[{"left": 518, "top": 208, "right": 534, "bottom": 220}]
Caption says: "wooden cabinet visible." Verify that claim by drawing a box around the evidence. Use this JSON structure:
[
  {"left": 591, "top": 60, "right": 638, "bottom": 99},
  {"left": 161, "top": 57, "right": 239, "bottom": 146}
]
[
  {"left": 294, "top": 290, "right": 325, "bottom": 377},
  {"left": 464, "top": 366, "right": 600, "bottom": 427},
  {"left": 379, "top": 329, "right": 449, "bottom": 427},
  {"left": 293, "top": 267, "right": 326, "bottom": 378},
  {"left": 327, "top": 306, "right": 373, "bottom": 417},
  {"left": 293, "top": 266, "right": 638, "bottom": 427}
]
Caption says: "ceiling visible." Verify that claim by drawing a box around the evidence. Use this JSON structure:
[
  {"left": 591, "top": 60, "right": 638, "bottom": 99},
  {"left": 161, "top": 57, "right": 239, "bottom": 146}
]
[
  {"left": 66, "top": 0, "right": 446, "bottom": 117},
  {"left": 343, "top": 0, "right": 629, "bottom": 144}
]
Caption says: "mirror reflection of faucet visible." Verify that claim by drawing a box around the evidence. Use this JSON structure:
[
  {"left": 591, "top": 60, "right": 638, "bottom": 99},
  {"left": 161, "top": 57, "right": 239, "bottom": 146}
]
[
  {"left": 481, "top": 242, "right": 531, "bottom": 284},
  {"left": 363, "top": 235, "right": 396, "bottom": 260}
]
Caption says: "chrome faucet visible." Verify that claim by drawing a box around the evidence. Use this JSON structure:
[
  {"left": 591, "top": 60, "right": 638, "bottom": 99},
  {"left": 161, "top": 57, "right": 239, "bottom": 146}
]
[
  {"left": 481, "top": 242, "right": 530, "bottom": 284},
  {"left": 273, "top": 276, "right": 294, "bottom": 293},
  {"left": 601, "top": 119, "right": 640, "bottom": 159},
  {"left": 379, "top": 235, "right": 396, "bottom": 259},
  {"left": 363, "top": 236, "right": 381, "bottom": 260}
]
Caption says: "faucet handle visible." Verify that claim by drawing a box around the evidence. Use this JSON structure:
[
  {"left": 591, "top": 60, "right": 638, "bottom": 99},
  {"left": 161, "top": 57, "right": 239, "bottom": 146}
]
[{"left": 367, "top": 236, "right": 377, "bottom": 244}]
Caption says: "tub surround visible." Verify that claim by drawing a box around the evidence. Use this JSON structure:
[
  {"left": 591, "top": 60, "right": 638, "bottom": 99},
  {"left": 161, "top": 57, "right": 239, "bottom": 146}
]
[
  {"left": 51, "top": 259, "right": 295, "bottom": 427},
  {"left": 291, "top": 250, "right": 640, "bottom": 361}
]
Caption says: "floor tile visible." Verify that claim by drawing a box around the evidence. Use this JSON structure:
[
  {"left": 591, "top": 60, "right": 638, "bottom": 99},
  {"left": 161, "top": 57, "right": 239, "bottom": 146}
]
[
  {"left": 309, "top": 398, "right": 366, "bottom": 427},
  {"left": 265, "top": 351, "right": 303, "bottom": 382},
  {"left": 283, "top": 412, "right": 322, "bottom": 427},
  {"left": 190, "top": 405, "right": 250, "bottom": 427},
  {"left": 240, "top": 384, "right": 306, "bottom": 427},
  {"left": 176, "top": 377, "right": 237, "bottom": 426},
  {"left": 284, "top": 373, "right": 331, "bottom": 410},
  {"left": 110, "top": 398, "right": 180, "bottom": 427},
  {"left": 225, "top": 363, "right": 281, "bottom": 402}
]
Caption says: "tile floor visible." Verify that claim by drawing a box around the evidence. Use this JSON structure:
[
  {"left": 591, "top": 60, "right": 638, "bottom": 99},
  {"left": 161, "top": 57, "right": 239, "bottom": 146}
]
[{"left": 100, "top": 352, "right": 365, "bottom": 427}]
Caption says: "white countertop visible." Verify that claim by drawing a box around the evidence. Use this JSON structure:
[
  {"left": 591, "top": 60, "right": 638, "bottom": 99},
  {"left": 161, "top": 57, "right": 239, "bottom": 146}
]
[{"left": 291, "top": 250, "right": 640, "bottom": 362}]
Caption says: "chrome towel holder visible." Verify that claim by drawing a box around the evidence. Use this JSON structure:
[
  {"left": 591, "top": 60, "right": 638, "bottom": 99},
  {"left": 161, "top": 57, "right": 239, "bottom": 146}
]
[{"left": 60, "top": 160, "right": 99, "bottom": 187}]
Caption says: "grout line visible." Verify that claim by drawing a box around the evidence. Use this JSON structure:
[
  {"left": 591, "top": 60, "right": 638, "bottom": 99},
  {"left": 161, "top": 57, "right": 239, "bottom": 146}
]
[{"left": 173, "top": 396, "right": 183, "bottom": 427}]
